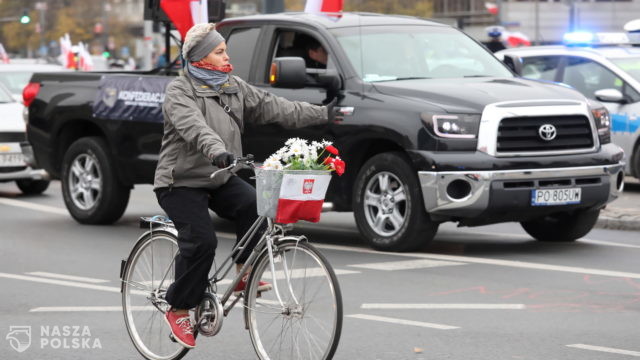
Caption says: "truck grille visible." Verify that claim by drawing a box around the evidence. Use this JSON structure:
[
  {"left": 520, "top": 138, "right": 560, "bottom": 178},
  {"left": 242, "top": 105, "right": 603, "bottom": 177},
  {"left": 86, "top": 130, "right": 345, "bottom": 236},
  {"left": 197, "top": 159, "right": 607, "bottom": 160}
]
[
  {"left": 497, "top": 115, "right": 593, "bottom": 153},
  {"left": 0, "top": 132, "right": 26, "bottom": 142}
]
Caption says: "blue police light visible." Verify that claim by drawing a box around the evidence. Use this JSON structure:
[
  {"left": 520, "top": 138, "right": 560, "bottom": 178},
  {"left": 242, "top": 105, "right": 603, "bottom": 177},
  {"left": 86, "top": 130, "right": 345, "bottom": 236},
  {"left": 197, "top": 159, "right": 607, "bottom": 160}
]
[{"left": 563, "top": 31, "right": 594, "bottom": 45}]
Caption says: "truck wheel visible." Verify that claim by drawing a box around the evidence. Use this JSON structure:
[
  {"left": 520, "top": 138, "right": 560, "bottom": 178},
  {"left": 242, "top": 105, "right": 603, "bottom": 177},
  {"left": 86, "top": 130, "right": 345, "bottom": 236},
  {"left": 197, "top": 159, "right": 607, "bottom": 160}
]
[
  {"left": 16, "top": 179, "right": 50, "bottom": 195},
  {"left": 353, "top": 152, "right": 439, "bottom": 252},
  {"left": 520, "top": 209, "right": 600, "bottom": 242},
  {"left": 633, "top": 144, "right": 640, "bottom": 179},
  {"left": 61, "top": 137, "right": 130, "bottom": 224}
]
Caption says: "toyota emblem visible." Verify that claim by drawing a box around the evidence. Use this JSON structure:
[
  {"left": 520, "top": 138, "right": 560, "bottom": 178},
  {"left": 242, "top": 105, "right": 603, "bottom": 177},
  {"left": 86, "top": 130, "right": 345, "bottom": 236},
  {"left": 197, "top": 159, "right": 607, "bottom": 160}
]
[{"left": 538, "top": 124, "right": 557, "bottom": 141}]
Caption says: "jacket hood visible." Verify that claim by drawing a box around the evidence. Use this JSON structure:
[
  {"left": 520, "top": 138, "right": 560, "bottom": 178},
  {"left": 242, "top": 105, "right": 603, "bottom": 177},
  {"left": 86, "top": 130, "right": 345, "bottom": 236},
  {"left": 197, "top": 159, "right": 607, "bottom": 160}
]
[{"left": 372, "top": 77, "right": 587, "bottom": 114}]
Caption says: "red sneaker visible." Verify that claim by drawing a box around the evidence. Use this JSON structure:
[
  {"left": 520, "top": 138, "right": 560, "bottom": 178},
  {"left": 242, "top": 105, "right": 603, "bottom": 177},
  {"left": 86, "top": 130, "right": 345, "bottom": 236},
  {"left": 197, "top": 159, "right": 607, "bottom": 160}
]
[
  {"left": 164, "top": 310, "right": 196, "bottom": 349},
  {"left": 233, "top": 274, "right": 272, "bottom": 296}
]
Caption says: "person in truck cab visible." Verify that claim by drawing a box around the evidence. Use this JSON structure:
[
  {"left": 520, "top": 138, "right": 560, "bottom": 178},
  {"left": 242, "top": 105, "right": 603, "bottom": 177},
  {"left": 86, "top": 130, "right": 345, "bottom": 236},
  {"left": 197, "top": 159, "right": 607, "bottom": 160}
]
[
  {"left": 305, "top": 37, "right": 328, "bottom": 69},
  {"left": 153, "top": 23, "right": 336, "bottom": 349}
]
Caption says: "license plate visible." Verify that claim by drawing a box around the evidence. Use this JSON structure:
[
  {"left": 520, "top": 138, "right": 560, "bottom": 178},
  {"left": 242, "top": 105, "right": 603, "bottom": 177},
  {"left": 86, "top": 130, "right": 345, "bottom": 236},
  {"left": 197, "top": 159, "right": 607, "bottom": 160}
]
[
  {"left": 0, "top": 153, "right": 25, "bottom": 167},
  {"left": 531, "top": 188, "right": 581, "bottom": 206},
  {"left": 0, "top": 143, "right": 24, "bottom": 167}
]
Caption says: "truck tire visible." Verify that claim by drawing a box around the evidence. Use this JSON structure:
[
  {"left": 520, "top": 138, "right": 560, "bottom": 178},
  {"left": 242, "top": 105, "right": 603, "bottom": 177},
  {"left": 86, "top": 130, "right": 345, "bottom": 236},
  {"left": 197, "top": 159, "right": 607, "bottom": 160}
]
[
  {"left": 633, "top": 144, "right": 640, "bottom": 179},
  {"left": 16, "top": 179, "right": 49, "bottom": 195},
  {"left": 520, "top": 209, "right": 600, "bottom": 242},
  {"left": 353, "top": 152, "right": 438, "bottom": 252},
  {"left": 61, "top": 137, "right": 130, "bottom": 224}
]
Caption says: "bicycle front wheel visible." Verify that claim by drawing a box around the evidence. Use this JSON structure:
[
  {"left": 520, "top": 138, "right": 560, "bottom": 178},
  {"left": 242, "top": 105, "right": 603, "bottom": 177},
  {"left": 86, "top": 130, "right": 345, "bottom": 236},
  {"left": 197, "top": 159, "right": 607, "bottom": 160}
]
[
  {"left": 121, "top": 230, "right": 189, "bottom": 360},
  {"left": 245, "top": 239, "right": 343, "bottom": 360}
]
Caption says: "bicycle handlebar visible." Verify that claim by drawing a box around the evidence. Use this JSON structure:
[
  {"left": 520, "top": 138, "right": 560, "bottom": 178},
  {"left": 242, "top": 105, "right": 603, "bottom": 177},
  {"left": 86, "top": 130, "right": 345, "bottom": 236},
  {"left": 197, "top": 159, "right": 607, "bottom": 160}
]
[{"left": 209, "top": 154, "right": 255, "bottom": 180}]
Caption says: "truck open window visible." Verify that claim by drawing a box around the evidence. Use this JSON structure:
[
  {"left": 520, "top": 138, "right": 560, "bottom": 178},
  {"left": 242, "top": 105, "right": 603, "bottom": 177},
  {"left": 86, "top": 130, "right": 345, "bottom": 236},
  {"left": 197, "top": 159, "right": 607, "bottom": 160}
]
[{"left": 270, "top": 30, "right": 336, "bottom": 87}]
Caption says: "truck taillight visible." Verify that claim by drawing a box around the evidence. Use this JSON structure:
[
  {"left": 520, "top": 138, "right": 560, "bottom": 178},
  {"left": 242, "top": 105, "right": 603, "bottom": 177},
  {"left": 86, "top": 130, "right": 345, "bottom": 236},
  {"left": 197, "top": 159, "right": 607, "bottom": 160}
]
[{"left": 22, "top": 82, "right": 41, "bottom": 107}]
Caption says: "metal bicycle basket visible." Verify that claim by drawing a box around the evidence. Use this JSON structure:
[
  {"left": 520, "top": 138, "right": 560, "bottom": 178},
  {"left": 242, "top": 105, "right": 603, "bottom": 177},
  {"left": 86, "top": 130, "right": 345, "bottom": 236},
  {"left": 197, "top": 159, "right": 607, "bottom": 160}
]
[{"left": 255, "top": 168, "right": 332, "bottom": 224}]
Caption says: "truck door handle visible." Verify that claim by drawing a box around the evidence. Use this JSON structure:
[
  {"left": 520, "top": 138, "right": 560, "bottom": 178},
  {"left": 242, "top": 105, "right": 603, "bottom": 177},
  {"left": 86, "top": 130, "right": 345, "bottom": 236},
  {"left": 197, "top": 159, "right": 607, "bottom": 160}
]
[{"left": 337, "top": 106, "right": 354, "bottom": 116}]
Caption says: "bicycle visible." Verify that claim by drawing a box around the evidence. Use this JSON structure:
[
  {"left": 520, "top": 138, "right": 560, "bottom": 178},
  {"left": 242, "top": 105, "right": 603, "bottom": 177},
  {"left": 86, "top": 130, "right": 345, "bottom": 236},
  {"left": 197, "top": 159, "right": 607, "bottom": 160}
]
[{"left": 120, "top": 155, "right": 343, "bottom": 360}]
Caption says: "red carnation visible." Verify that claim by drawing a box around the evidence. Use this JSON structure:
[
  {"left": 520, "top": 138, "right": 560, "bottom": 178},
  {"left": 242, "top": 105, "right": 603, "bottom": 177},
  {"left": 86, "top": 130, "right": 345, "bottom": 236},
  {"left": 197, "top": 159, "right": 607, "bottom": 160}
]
[
  {"left": 325, "top": 145, "right": 339, "bottom": 156},
  {"left": 333, "top": 157, "right": 345, "bottom": 176}
]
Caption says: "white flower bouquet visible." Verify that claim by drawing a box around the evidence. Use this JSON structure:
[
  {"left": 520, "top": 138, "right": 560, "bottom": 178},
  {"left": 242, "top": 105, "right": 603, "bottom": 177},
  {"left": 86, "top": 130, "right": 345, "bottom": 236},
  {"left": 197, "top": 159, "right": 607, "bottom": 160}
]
[{"left": 261, "top": 138, "right": 345, "bottom": 175}]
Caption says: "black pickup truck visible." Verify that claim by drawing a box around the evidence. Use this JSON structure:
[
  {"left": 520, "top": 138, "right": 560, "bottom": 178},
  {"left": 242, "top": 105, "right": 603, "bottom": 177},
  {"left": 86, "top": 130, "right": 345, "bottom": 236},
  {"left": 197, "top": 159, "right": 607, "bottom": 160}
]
[{"left": 26, "top": 12, "right": 625, "bottom": 251}]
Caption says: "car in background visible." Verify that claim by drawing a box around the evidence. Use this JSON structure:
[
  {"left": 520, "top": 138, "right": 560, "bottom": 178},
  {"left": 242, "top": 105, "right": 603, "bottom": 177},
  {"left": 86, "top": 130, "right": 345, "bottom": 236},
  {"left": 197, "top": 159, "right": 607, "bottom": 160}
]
[
  {"left": 496, "top": 32, "right": 640, "bottom": 180},
  {"left": 0, "top": 81, "right": 49, "bottom": 194},
  {"left": 0, "top": 63, "right": 68, "bottom": 102}
]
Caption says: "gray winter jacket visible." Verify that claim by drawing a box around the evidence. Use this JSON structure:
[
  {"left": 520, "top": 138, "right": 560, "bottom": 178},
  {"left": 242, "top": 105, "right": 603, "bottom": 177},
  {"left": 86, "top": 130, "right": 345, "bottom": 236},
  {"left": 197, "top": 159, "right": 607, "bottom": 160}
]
[{"left": 154, "top": 70, "right": 329, "bottom": 190}]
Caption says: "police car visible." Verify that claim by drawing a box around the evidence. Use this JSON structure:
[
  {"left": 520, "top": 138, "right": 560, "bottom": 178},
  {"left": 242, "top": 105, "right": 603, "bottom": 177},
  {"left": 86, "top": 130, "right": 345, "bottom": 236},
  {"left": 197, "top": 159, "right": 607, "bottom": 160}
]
[{"left": 496, "top": 32, "right": 640, "bottom": 180}]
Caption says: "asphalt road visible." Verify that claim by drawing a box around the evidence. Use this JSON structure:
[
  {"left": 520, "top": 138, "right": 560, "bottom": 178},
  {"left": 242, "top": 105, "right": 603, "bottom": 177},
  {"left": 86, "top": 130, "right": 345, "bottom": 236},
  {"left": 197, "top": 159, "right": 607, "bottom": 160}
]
[{"left": 0, "top": 180, "right": 639, "bottom": 360}]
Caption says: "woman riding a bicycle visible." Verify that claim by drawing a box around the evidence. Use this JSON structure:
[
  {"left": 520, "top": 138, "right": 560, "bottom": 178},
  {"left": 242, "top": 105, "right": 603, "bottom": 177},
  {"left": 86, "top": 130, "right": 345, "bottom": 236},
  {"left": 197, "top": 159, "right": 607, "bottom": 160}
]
[{"left": 153, "top": 23, "right": 335, "bottom": 348}]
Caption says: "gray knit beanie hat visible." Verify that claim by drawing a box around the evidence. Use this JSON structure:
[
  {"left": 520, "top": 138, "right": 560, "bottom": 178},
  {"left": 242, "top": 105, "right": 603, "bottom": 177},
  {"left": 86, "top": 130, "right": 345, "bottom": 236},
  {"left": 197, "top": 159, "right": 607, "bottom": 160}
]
[{"left": 182, "top": 23, "right": 225, "bottom": 62}]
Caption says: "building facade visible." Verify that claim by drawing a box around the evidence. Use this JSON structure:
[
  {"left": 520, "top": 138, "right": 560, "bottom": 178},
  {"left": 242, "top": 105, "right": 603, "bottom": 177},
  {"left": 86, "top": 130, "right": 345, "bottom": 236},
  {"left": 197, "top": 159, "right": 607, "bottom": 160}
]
[{"left": 433, "top": 0, "right": 640, "bottom": 44}]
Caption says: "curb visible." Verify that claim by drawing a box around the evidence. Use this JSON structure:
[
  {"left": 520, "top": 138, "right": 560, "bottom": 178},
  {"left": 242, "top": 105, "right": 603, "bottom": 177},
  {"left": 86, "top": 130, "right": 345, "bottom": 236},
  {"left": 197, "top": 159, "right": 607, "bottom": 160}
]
[{"left": 596, "top": 207, "right": 640, "bottom": 231}]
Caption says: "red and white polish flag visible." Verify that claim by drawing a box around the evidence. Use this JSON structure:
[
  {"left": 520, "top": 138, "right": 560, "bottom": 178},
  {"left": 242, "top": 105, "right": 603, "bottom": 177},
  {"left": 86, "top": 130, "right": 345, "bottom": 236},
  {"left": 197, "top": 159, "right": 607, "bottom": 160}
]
[
  {"left": 275, "top": 173, "right": 331, "bottom": 224},
  {"left": 485, "top": 2, "right": 498, "bottom": 15},
  {"left": 160, "top": 0, "right": 209, "bottom": 40},
  {"left": 304, "top": 0, "right": 343, "bottom": 14}
]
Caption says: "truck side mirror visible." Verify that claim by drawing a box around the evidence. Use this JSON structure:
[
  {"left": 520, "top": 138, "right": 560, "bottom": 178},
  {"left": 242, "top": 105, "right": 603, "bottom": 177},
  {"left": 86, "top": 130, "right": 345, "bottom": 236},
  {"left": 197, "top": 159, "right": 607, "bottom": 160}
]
[
  {"left": 595, "top": 88, "right": 626, "bottom": 103},
  {"left": 501, "top": 54, "right": 522, "bottom": 75},
  {"left": 270, "top": 57, "right": 307, "bottom": 89},
  {"left": 316, "top": 69, "right": 341, "bottom": 91}
]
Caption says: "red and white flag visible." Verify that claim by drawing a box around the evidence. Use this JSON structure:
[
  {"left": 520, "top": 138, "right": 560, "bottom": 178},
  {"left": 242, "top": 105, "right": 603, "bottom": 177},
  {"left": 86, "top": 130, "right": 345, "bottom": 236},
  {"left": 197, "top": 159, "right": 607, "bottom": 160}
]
[
  {"left": 59, "top": 33, "right": 72, "bottom": 68},
  {"left": 160, "top": 0, "right": 209, "bottom": 40},
  {"left": 77, "top": 42, "right": 93, "bottom": 71},
  {"left": 505, "top": 31, "right": 531, "bottom": 47},
  {"left": 0, "top": 43, "right": 9, "bottom": 64},
  {"left": 275, "top": 173, "right": 331, "bottom": 224},
  {"left": 485, "top": 2, "right": 498, "bottom": 15},
  {"left": 304, "top": 0, "right": 343, "bottom": 14}
]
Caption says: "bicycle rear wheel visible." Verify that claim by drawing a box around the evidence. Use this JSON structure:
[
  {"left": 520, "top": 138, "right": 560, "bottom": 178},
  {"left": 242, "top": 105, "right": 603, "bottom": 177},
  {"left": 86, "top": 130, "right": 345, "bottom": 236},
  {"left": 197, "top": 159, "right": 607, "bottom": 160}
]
[
  {"left": 245, "top": 238, "right": 343, "bottom": 360},
  {"left": 121, "top": 230, "right": 190, "bottom": 360}
]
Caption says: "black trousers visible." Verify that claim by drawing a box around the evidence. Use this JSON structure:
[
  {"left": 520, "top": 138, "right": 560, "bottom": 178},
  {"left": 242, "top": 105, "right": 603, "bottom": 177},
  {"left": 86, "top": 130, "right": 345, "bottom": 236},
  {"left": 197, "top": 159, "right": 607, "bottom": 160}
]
[{"left": 155, "top": 176, "right": 263, "bottom": 309}]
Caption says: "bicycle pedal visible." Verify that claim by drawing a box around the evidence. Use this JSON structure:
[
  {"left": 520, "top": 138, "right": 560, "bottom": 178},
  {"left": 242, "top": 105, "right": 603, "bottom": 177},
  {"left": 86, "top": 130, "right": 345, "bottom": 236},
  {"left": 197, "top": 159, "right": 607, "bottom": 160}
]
[{"left": 169, "top": 333, "right": 177, "bottom": 343}]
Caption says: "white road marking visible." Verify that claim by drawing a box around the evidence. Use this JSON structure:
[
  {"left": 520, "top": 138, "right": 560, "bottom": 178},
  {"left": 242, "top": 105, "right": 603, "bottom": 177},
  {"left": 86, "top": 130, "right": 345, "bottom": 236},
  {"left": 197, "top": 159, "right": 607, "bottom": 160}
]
[
  {"left": 216, "top": 231, "right": 236, "bottom": 239},
  {"left": 567, "top": 344, "right": 640, "bottom": 357},
  {"left": 0, "top": 198, "right": 67, "bottom": 215},
  {"left": 361, "top": 303, "right": 526, "bottom": 310},
  {"left": 440, "top": 229, "right": 640, "bottom": 250},
  {"left": 442, "top": 230, "right": 532, "bottom": 240},
  {"left": 26, "top": 272, "right": 110, "bottom": 284},
  {"left": 580, "top": 239, "right": 640, "bottom": 249},
  {"left": 349, "top": 259, "right": 464, "bottom": 271},
  {"left": 347, "top": 314, "right": 459, "bottom": 330},
  {"left": 314, "top": 244, "right": 640, "bottom": 279},
  {"left": 262, "top": 268, "right": 360, "bottom": 279},
  {"left": 30, "top": 306, "right": 155, "bottom": 312},
  {"left": 0, "top": 272, "right": 145, "bottom": 295}
]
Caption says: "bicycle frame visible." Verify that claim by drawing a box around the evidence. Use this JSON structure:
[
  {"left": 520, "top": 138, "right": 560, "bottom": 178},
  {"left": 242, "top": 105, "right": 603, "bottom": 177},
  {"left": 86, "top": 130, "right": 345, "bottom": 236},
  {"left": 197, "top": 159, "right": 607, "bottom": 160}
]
[
  {"left": 144, "top": 155, "right": 303, "bottom": 318},
  {"left": 144, "top": 214, "right": 302, "bottom": 315}
]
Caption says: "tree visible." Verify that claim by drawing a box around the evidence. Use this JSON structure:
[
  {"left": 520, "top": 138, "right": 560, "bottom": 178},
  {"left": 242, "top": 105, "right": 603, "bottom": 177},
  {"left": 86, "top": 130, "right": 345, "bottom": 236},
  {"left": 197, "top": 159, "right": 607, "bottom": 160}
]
[
  {"left": 284, "top": 0, "right": 305, "bottom": 11},
  {"left": 345, "top": 0, "right": 433, "bottom": 18},
  {"left": 50, "top": 8, "right": 93, "bottom": 45}
]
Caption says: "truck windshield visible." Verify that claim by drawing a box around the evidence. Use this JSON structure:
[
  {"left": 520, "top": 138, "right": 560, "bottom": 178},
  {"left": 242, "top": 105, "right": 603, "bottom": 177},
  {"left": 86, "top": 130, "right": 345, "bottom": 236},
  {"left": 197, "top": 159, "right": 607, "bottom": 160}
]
[
  {"left": 610, "top": 57, "right": 640, "bottom": 83},
  {"left": 332, "top": 25, "right": 513, "bottom": 82},
  {"left": 0, "top": 83, "right": 13, "bottom": 103}
]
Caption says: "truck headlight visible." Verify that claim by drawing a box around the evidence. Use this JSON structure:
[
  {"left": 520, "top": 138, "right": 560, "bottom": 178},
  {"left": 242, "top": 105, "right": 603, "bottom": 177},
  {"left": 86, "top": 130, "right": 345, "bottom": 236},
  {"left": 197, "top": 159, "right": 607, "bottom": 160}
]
[
  {"left": 421, "top": 113, "right": 480, "bottom": 139},
  {"left": 591, "top": 106, "right": 611, "bottom": 144}
]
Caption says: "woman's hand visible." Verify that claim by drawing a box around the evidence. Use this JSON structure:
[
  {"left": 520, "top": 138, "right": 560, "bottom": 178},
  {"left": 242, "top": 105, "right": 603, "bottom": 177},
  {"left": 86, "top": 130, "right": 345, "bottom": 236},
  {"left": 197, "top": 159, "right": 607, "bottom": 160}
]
[
  {"left": 212, "top": 152, "right": 235, "bottom": 168},
  {"left": 326, "top": 98, "right": 342, "bottom": 123}
]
